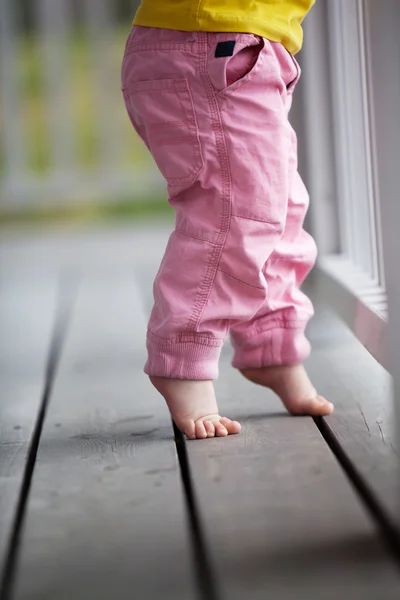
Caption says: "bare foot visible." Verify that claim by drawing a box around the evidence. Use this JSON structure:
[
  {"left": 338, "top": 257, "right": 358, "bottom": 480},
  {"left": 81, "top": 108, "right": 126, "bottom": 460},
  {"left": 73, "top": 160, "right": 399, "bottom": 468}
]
[
  {"left": 149, "top": 376, "right": 241, "bottom": 440},
  {"left": 240, "top": 364, "right": 334, "bottom": 416}
]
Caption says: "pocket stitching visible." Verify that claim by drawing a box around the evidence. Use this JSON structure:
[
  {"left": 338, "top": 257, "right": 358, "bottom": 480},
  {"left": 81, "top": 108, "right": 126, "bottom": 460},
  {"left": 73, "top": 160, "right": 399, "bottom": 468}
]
[
  {"left": 125, "top": 79, "right": 204, "bottom": 186},
  {"left": 125, "top": 77, "right": 190, "bottom": 94}
]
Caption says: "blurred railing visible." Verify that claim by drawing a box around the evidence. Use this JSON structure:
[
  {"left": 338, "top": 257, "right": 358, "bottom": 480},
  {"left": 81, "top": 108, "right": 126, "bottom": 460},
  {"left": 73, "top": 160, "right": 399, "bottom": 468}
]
[
  {"left": 300, "top": 0, "right": 400, "bottom": 453},
  {"left": 298, "top": 0, "right": 399, "bottom": 369},
  {"left": 0, "top": 0, "right": 162, "bottom": 211}
]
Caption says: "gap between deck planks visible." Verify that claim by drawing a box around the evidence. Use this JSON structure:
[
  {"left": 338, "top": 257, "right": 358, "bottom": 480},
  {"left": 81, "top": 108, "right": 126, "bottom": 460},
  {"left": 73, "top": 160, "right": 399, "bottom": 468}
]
[
  {"left": 0, "top": 271, "right": 58, "bottom": 582},
  {"left": 9, "top": 275, "right": 197, "bottom": 600},
  {"left": 183, "top": 346, "right": 400, "bottom": 600},
  {"left": 305, "top": 304, "right": 400, "bottom": 532},
  {"left": 134, "top": 235, "right": 400, "bottom": 599},
  {"left": 135, "top": 224, "right": 400, "bottom": 543},
  {"left": 139, "top": 224, "right": 400, "bottom": 598}
]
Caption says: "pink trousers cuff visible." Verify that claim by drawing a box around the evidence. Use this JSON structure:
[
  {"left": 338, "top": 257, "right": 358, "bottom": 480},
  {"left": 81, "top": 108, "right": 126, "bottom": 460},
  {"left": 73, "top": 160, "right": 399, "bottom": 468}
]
[
  {"left": 144, "top": 332, "right": 223, "bottom": 380},
  {"left": 231, "top": 325, "right": 311, "bottom": 370}
]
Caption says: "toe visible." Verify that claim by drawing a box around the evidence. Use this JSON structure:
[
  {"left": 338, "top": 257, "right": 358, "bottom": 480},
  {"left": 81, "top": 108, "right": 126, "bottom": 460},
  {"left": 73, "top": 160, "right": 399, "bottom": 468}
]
[
  {"left": 204, "top": 420, "right": 215, "bottom": 438},
  {"left": 195, "top": 420, "right": 208, "bottom": 439},
  {"left": 183, "top": 420, "right": 196, "bottom": 440},
  {"left": 220, "top": 417, "right": 242, "bottom": 434},
  {"left": 313, "top": 396, "right": 334, "bottom": 416},
  {"left": 186, "top": 416, "right": 241, "bottom": 440},
  {"left": 300, "top": 395, "right": 334, "bottom": 417},
  {"left": 214, "top": 421, "right": 228, "bottom": 437}
]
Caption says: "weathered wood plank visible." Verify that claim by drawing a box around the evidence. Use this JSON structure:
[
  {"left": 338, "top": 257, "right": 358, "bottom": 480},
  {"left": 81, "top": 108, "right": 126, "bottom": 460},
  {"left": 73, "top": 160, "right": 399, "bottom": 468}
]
[
  {"left": 185, "top": 344, "right": 400, "bottom": 600},
  {"left": 11, "top": 275, "right": 196, "bottom": 600},
  {"left": 305, "top": 304, "right": 400, "bottom": 529},
  {"left": 0, "top": 273, "right": 58, "bottom": 577},
  {"left": 5, "top": 223, "right": 400, "bottom": 600}
]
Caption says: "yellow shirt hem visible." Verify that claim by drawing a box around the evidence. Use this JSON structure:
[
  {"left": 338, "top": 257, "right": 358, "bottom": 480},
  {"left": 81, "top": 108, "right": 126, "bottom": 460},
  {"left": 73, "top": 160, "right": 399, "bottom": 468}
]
[{"left": 133, "top": 10, "right": 303, "bottom": 55}]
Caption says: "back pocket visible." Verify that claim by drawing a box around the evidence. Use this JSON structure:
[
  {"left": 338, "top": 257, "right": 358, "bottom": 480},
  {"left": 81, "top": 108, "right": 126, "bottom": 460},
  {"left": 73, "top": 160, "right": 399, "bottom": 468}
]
[{"left": 123, "top": 78, "right": 203, "bottom": 188}]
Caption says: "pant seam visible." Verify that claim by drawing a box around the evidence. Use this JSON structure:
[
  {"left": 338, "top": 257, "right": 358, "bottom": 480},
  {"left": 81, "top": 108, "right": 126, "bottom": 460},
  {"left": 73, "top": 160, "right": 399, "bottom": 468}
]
[{"left": 185, "top": 31, "right": 233, "bottom": 332}]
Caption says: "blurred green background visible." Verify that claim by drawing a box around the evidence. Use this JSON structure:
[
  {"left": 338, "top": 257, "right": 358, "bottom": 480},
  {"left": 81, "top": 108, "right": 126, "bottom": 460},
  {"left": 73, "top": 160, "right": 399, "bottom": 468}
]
[{"left": 0, "top": 0, "right": 173, "bottom": 229}]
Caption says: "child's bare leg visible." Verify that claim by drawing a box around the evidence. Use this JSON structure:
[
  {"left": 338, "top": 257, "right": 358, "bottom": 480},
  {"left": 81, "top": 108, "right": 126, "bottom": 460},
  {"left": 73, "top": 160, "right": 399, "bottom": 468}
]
[
  {"left": 150, "top": 377, "right": 241, "bottom": 440},
  {"left": 240, "top": 364, "right": 333, "bottom": 416}
]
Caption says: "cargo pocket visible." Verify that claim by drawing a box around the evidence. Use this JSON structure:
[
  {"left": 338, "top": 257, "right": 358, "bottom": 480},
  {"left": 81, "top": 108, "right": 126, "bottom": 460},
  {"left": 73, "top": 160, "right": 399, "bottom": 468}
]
[{"left": 123, "top": 78, "right": 204, "bottom": 189}]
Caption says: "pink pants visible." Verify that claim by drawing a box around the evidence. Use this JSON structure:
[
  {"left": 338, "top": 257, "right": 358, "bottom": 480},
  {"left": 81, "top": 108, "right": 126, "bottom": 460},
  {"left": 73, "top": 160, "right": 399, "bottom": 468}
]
[{"left": 121, "top": 27, "right": 317, "bottom": 380}]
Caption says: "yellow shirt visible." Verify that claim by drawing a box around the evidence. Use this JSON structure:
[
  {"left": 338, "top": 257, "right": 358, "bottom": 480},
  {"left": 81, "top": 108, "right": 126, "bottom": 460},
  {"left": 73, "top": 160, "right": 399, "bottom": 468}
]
[{"left": 133, "top": 0, "right": 315, "bottom": 55}]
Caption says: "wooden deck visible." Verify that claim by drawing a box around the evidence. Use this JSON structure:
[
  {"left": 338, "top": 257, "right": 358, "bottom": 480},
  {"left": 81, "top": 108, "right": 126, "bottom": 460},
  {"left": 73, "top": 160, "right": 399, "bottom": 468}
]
[{"left": 1, "top": 222, "right": 400, "bottom": 600}]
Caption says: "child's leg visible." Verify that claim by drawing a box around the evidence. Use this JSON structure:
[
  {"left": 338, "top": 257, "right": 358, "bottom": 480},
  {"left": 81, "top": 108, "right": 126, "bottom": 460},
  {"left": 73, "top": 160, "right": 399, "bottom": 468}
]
[
  {"left": 122, "top": 29, "right": 331, "bottom": 439},
  {"left": 122, "top": 28, "right": 249, "bottom": 438},
  {"left": 231, "top": 126, "right": 333, "bottom": 415}
]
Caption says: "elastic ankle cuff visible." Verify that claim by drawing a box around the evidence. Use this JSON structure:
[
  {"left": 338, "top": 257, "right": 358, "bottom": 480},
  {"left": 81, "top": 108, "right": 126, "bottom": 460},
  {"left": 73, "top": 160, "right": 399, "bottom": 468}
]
[
  {"left": 231, "top": 326, "right": 311, "bottom": 370},
  {"left": 145, "top": 332, "right": 223, "bottom": 380}
]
